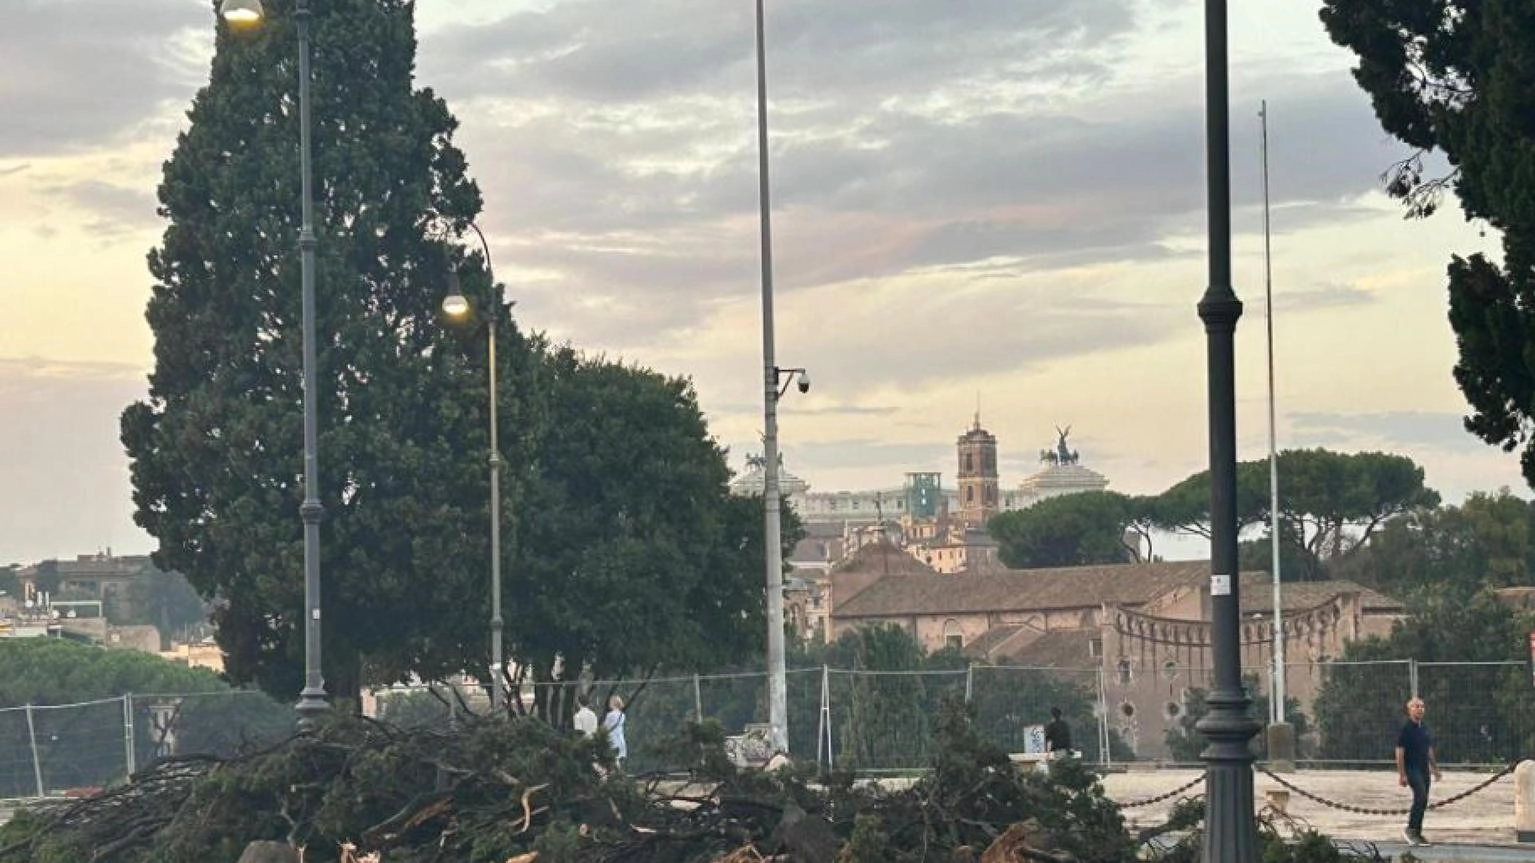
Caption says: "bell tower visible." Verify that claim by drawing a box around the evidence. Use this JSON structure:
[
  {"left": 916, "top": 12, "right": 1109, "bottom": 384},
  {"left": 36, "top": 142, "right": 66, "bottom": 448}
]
[{"left": 956, "top": 412, "right": 999, "bottom": 529}]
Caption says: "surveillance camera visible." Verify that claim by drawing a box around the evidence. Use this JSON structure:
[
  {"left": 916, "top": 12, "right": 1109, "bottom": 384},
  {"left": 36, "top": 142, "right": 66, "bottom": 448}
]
[{"left": 797, "top": 372, "right": 811, "bottom": 394}]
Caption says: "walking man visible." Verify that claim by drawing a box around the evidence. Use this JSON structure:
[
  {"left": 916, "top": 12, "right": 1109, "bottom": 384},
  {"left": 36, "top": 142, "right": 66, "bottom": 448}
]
[
  {"left": 1396, "top": 696, "right": 1441, "bottom": 846},
  {"left": 573, "top": 695, "right": 598, "bottom": 737}
]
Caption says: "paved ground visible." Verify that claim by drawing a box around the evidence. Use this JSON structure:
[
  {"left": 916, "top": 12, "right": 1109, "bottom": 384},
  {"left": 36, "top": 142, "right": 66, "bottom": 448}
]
[{"left": 1106, "top": 768, "right": 1530, "bottom": 857}]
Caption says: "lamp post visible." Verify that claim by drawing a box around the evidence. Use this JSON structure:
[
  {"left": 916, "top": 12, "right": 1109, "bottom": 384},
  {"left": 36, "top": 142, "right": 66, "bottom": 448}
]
[
  {"left": 1194, "top": 0, "right": 1260, "bottom": 856},
  {"left": 754, "top": 0, "right": 808, "bottom": 755},
  {"left": 219, "top": 0, "right": 328, "bottom": 727},
  {"left": 440, "top": 223, "right": 506, "bottom": 713}
]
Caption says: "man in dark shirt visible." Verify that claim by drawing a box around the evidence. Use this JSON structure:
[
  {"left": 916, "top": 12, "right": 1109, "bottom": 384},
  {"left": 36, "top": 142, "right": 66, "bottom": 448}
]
[
  {"left": 1396, "top": 696, "right": 1441, "bottom": 846},
  {"left": 1044, "top": 707, "right": 1072, "bottom": 756}
]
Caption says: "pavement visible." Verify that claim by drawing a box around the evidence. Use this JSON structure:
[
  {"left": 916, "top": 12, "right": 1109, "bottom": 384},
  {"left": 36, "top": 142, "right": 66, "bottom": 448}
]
[{"left": 1105, "top": 768, "right": 1534, "bottom": 860}]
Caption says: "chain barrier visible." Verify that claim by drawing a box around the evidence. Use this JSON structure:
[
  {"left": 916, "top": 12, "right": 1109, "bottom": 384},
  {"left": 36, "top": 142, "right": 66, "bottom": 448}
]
[
  {"left": 1255, "top": 763, "right": 1519, "bottom": 817},
  {"left": 1119, "top": 772, "right": 1208, "bottom": 808}
]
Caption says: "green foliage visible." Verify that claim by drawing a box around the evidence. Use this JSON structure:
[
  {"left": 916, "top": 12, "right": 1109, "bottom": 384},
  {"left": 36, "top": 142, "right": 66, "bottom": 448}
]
[
  {"left": 0, "top": 638, "right": 224, "bottom": 706},
  {"left": 1320, "top": 0, "right": 1535, "bottom": 488},
  {"left": 1156, "top": 449, "right": 1438, "bottom": 579},
  {"left": 514, "top": 351, "right": 772, "bottom": 726},
  {"left": 839, "top": 813, "right": 891, "bottom": 863},
  {"left": 989, "top": 491, "right": 1150, "bottom": 568},
  {"left": 123, "top": 2, "right": 773, "bottom": 715},
  {"left": 1163, "top": 676, "right": 1313, "bottom": 763},
  {"left": 1313, "top": 588, "right": 1535, "bottom": 762},
  {"left": 0, "top": 639, "right": 292, "bottom": 798},
  {"left": 1331, "top": 490, "right": 1535, "bottom": 596},
  {"left": 29, "top": 561, "right": 61, "bottom": 596},
  {"left": 0, "top": 565, "right": 18, "bottom": 600},
  {"left": 989, "top": 449, "right": 1437, "bottom": 579},
  {"left": 121, "top": 0, "right": 499, "bottom": 706},
  {"left": 116, "top": 566, "right": 208, "bottom": 645}
]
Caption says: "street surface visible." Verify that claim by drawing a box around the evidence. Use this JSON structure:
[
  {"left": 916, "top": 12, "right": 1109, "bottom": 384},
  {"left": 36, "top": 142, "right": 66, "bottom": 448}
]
[{"left": 1107, "top": 768, "right": 1534, "bottom": 860}]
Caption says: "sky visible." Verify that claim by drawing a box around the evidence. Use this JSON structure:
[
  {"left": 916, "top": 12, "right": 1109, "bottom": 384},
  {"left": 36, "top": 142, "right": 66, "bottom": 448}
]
[{"left": 0, "top": 0, "right": 1523, "bottom": 567}]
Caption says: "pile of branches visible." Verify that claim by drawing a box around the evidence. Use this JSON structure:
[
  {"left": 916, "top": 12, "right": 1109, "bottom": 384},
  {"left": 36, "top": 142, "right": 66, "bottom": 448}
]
[{"left": 0, "top": 698, "right": 1376, "bottom": 863}]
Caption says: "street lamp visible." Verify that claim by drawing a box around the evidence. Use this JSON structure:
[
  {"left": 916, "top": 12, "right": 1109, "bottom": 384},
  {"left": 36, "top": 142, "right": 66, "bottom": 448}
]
[
  {"left": 1193, "top": 0, "right": 1261, "bottom": 857},
  {"left": 754, "top": 0, "right": 809, "bottom": 755},
  {"left": 219, "top": 0, "right": 328, "bottom": 727},
  {"left": 440, "top": 222, "right": 506, "bottom": 713}
]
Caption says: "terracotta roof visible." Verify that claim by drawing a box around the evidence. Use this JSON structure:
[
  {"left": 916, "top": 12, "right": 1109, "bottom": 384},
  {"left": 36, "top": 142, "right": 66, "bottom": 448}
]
[
  {"left": 830, "top": 541, "right": 939, "bottom": 577},
  {"left": 833, "top": 560, "right": 1210, "bottom": 618},
  {"left": 1237, "top": 576, "right": 1405, "bottom": 613},
  {"left": 1004, "top": 629, "right": 1099, "bottom": 669},
  {"left": 961, "top": 625, "right": 1027, "bottom": 660}
]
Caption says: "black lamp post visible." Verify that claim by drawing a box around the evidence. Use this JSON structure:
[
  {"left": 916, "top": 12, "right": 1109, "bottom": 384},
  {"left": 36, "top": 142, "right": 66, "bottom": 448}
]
[
  {"left": 1194, "top": 0, "right": 1261, "bottom": 858},
  {"left": 219, "top": 0, "right": 329, "bottom": 728}
]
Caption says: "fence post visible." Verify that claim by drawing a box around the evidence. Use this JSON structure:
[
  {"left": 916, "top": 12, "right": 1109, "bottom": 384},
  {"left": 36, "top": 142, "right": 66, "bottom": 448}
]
[
  {"left": 1097, "top": 665, "right": 1112, "bottom": 766},
  {"left": 692, "top": 673, "right": 703, "bottom": 723},
  {"left": 123, "top": 694, "right": 136, "bottom": 777},
  {"left": 818, "top": 665, "right": 832, "bottom": 771},
  {"left": 965, "top": 663, "right": 974, "bottom": 703},
  {"left": 1409, "top": 658, "right": 1419, "bottom": 700},
  {"left": 25, "top": 704, "right": 44, "bottom": 798}
]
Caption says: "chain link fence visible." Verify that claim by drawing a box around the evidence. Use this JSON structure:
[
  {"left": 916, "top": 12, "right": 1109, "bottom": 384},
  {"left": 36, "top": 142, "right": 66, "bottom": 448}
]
[
  {"left": 0, "top": 691, "right": 292, "bottom": 800},
  {"left": 3, "top": 657, "right": 1529, "bottom": 798}
]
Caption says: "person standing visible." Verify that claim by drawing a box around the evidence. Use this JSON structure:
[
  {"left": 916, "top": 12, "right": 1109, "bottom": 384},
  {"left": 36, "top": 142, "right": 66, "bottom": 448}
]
[
  {"left": 1044, "top": 707, "right": 1073, "bottom": 757},
  {"left": 1396, "top": 696, "right": 1441, "bottom": 846},
  {"left": 604, "top": 694, "right": 628, "bottom": 771},
  {"left": 573, "top": 695, "right": 598, "bottom": 737}
]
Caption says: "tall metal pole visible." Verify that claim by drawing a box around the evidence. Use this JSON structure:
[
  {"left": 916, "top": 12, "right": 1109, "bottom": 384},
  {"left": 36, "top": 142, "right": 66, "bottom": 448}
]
[
  {"left": 450, "top": 223, "right": 505, "bottom": 713},
  {"left": 1195, "top": 0, "right": 1259, "bottom": 854},
  {"left": 293, "top": 0, "right": 330, "bottom": 728},
  {"left": 486, "top": 269, "right": 505, "bottom": 713},
  {"left": 1261, "top": 101, "right": 1285, "bottom": 725},
  {"left": 755, "top": 0, "right": 789, "bottom": 754}
]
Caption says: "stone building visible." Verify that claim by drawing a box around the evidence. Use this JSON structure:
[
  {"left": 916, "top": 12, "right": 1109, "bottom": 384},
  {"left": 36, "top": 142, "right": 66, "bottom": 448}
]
[{"left": 828, "top": 552, "right": 1405, "bottom": 758}]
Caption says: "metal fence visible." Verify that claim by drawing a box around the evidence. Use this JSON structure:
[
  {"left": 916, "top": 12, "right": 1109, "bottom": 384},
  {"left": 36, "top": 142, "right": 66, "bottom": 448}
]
[
  {"left": 0, "top": 691, "right": 292, "bottom": 800},
  {"left": 4, "top": 658, "right": 1529, "bottom": 799}
]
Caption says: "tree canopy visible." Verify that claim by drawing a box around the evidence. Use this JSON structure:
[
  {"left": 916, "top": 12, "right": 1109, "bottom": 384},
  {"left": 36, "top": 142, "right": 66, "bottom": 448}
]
[
  {"left": 1330, "top": 489, "right": 1535, "bottom": 595},
  {"left": 122, "top": 0, "right": 497, "bottom": 708},
  {"left": 1312, "top": 587, "right": 1535, "bottom": 763},
  {"left": 0, "top": 638, "right": 225, "bottom": 708},
  {"left": 988, "top": 491, "right": 1149, "bottom": 569},
  {"left": 512, "top": 350, "right": 775, "bottom": 724},
  {"left": 122, "top": 2, "right": 777, "bottom": 714},
  {"left": 989, "top": 449, "right": 1437, "bottom": 580},
  {"left": 1321, "top": 0, "right": 1535, "bottom": 488},
  {"left": 1155, "top": 449, "right": 1438, "bottom": 579}
]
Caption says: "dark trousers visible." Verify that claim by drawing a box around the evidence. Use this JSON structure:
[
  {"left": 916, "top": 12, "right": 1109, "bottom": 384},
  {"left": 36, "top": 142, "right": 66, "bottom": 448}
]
[{"left": 1405, "top": 768, "right": 1431, "bottom": 833}]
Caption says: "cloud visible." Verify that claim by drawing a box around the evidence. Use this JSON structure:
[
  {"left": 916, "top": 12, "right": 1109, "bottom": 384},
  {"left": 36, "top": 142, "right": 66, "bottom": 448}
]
[
  {"left": 0, "top": 357, "right": 152, "bottom": 565},
  {"left": 1287, "top": 410, "right": 1481, "bottom": 452},
  {"left": 760, "top": 438, "right": 951, "bottom": 477},
  {"left": 0, "top": 0, "right": 209, "bottom": 157},
  {"left": 38, "top": 178, "right": 161, "bottom": 237},
  {"left": 424, "top": 0, "right": 1133, "bottom": 106},
  {"left": 1272, "top": 282, "right": 1378, "bottom": 311}
]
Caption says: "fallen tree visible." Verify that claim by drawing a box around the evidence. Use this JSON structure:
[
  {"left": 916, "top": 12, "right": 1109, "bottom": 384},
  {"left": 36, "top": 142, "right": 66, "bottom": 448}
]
[{"left": 0, "top": 699, "right": 1381, "bottom": 863}]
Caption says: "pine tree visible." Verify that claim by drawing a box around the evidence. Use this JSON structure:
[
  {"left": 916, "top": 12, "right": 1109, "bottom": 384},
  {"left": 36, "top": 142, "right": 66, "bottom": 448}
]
[
  {"left": 121, "top": 0, "right": 527, "bottom": 707},
  {"left": 1322, "top": 0, "right": 1535, "bottom": 486}
]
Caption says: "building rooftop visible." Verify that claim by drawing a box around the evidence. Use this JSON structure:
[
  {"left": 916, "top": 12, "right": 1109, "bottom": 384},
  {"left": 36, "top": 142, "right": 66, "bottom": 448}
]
[{"left": 835, "top": 560, "right": 1212, "bottom": 618}]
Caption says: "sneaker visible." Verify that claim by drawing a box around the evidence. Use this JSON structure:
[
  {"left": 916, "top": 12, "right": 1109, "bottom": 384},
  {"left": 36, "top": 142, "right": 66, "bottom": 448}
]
[
  {"left": 1414, "top": 832, "right": 1432, "bottom": 847},
  {"left": 1402, "top": 828, "right": 1417, "bottom": 846}
]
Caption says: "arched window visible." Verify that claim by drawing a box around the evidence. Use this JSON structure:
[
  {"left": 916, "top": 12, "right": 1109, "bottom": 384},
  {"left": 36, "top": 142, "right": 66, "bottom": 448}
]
[
  {"left": 943, "top": 619, "right": 963, "bottom": 650},
  {"left": 964, "top": 453, "right": 974, "bottom": 472}
]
